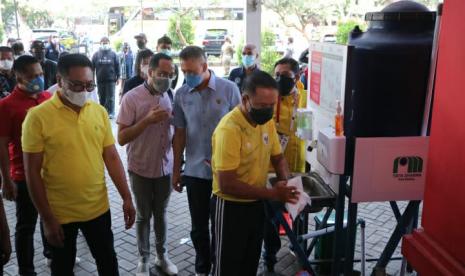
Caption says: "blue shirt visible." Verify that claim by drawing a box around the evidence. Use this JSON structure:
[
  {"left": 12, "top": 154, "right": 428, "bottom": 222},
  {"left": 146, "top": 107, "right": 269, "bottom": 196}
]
[
  {"left": 228, "top": 65, "right": 261, "bottom": 92},
  {"left": 173, "top": 71, "right": 241, "bottom": 180}
]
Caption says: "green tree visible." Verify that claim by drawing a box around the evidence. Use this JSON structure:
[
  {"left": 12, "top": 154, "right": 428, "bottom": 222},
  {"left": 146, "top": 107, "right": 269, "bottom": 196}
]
[
  {"left": 19, "top": 7, "right": 53, "bottom": 29},
  {"left": 263, "top": 0, "right": 330, "bottom": 42},
  {"left": 168, "top": 14, "right": 195, "bottom": 49},
  {"left": 260, "top": 29, "right": 281, "bottom": 75},
  {"left": 336, "top": 20, "right": 366, "bottom": 45}
]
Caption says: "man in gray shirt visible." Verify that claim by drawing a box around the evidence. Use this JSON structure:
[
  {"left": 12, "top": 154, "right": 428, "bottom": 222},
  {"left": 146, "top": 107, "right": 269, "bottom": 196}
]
[{"left": 172, "top": 46, "right": 240, "bottom": 276}]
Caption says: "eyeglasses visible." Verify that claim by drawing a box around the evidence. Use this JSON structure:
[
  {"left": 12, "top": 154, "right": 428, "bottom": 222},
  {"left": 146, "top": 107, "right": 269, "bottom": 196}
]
[
  {"left": 65, "top": 80, "right": 96, "bottom": 92},
  {"left": 154, "top": 72, "right": 176, "bottom": 80}
]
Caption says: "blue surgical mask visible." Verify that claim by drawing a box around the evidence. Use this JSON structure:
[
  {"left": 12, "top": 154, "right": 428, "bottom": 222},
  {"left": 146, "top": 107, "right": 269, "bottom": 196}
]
[
  {"left": 185, "top": 73, "right": 203, "bottom": 89},
  {"left": 159, "top": 49, "right": 171, "bottom": 56},
  {"left": 242, "top": 55, "right": 256, "bottom": 68},
  {"left": 25, "top": 76, "right": 45, "bottom": 94}
]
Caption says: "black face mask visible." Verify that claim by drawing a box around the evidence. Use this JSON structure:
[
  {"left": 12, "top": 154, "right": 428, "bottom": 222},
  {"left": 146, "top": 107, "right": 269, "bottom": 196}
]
[
  {"left": 276, "top": 75, "right": 295, "bottom": 96},
  {"left": 32, "top": 51, "right": 45, "bottom": 62},
  {"left": 137, "top": 40, "right": 146, "bottom": 49},
  {"left": 248, "top": 100, "right": 274, "bottom": 125}
]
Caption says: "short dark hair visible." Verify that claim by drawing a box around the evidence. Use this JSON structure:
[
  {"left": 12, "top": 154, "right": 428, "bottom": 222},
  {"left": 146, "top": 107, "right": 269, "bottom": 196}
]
[
  {"left": 149, "top": 53, "right": 172, "bottom": 70},
  {"left": 157, "top": 35, "right": 172, "bottom": 46},
  {"left": 0, "top": 46, "right": 13, "bottom": 54},
  {"left": 11, "top": 42, "right": 24, "bottom": 55},
  {"left": 134, "top": 49, "right": 154, "bottom": 76},
  {"left": 57, "top": 54, "right": 93, "bottom": 77},
  {"left": 274, "top": 57, "right": 299, "bottom": 75},
  {"left": 13, "top": 55, "right": 39, "bottom": 74},
  {"left": 179, "top": 46, "right": 206, "bottom": 62},
  {"left": 242, "top": 71, "right": 278, "bottom": 96},
  {"left": 30, "top": 40, "right": 45, "bottom": 50}
]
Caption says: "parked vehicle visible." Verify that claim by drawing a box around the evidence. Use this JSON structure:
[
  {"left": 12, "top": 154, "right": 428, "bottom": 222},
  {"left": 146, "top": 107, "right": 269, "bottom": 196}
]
[{"left": 201, "top": 29, "right": 228, "bottom": 56}]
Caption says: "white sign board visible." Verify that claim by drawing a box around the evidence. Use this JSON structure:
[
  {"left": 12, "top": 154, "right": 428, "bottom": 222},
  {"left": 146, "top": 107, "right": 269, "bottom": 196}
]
[
  {"left": 306, "top": 42, "right": 350, "bottom": 193},
  {"left": 352, "top": 137, "right": 429, "bottom": 202}
]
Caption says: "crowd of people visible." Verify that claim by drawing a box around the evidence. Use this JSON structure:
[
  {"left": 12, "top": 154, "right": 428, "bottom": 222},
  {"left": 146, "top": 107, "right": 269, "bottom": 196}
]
[{"left": 0, "top": 31, "right": 308, "bottom": 276}]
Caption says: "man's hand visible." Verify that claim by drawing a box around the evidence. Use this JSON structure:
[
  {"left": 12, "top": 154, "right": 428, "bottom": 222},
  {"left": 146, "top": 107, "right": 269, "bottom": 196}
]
[
  {"left": 0, "top": 226, "right": 11, "bottom": 265},
  {"left": 143, "top": 105, "right": 170, "bottom": 125},
  {"left": 172, "top": 172, "right": 183, "bottom": 193},
  {"left": 123, "top": 198, "right": 136, "bottom": 230},
  {"left": 271, "top": 181, "right": 300, "bottom": 204},
  {"left": 2, "top": 179, "right": 17, "bottom": 201},
  {"left": 43, "top": 217, "right": 64, "bottom": 247}
]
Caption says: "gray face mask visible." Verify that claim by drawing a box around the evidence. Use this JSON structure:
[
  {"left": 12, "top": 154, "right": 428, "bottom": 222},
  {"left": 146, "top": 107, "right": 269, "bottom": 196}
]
[{"left": 152, "top": 76, "right": 170, "bottom": 93}]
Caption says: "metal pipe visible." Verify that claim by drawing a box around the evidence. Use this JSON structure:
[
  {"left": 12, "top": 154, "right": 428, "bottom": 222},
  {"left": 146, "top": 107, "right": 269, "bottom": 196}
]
[
  {"left": 300, "top": 223, "right": 347, "bottom": 241},
  {"left": 359, "top": 219, "right": 366, "bottom": 276}
]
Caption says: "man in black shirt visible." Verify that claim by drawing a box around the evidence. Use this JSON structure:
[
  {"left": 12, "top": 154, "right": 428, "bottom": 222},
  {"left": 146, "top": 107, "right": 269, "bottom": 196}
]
[
  {"left": 228, "top": 44, "right": 261, "bottom": 93},
  {"left": 0, "top": 47, "right": 16, "bottom": 98},
  {"left": 121, "top": 49, "right": 153, "bottom": 98},
  {"left": 92, "top": 37, "right": 120, "bottom": 118},
  {"left": 30, "top": 41, "right": 57, "bottom": 90}
]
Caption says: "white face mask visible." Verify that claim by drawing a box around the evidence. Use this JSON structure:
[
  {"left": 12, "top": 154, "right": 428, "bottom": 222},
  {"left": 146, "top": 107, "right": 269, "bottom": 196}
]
[
  {"left": 0, "top": 59, "right": 13, "bottom": 71},
  {"left": 62, "top": 88, "right": 89, "bottom": 107},
  {"left": 101, "top": 44, "right": 110, "bottom": 51}
]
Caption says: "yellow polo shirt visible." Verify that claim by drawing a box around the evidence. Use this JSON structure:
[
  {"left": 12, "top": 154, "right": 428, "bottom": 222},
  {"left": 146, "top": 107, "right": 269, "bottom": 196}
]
[
  {"left": 272, "top": 81, "right": 307, "bottom": 173},
  {"left": 22, "top": 93, "right": 113, "bottom": 224},
  {"left": 212, "top": 107, "right": 282, "bottom": 202}
]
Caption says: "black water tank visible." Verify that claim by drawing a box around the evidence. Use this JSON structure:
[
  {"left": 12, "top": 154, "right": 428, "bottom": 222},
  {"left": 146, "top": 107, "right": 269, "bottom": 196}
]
[{"left": 344, "top": 1, "right": 436, "bottom": 138}]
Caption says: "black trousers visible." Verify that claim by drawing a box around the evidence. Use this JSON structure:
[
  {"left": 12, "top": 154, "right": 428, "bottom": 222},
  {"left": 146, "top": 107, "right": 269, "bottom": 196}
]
[
  {"left": 15, "top": 181, "right": 50, "bottom": 276},
  {"left": 184, "top": 176, "right": 215, "bottom": 274},
  {"left": 263, "top": 201, "right": 284, "bottom": 268},
  {"left": 213, "top": 196, "right": 265, "bottom": 276},
  {"left": 97, "top": 82, "right": 116, "bottom": 116},
  {"left": 49, "top": 210, "right": 118, "bottom": 276}
]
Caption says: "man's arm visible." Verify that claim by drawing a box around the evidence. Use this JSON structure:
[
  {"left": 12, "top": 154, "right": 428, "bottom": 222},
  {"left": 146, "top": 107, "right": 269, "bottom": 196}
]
[
  {"left": 271, "top": 154, "right": 291, "bottom": 181},
  {"left": 114, "top": 52, "right": 120, "bottom": 81},
  {"left": 117, "top": 106, "right": 170, "bottom": 146},
  {"left": 23, "top": 152, "right": 64, "bottom": 247},
  {"left": 0, "top": 137, "right": 16, "bottom": 201},
  {"left": 102, "top": 145, "right": 135, "bottom": 229},
  {"left": 172, "top": 127, "right": 186, "bottom": 192},
  {"left": 217, "top": 170, "right": 298, "bottom": 203}
]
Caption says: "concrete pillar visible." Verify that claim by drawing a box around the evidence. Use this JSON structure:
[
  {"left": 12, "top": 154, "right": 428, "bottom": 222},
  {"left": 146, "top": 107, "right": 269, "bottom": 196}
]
[{"left": 245, "top": 0, "right": 262, "bottom": 53}]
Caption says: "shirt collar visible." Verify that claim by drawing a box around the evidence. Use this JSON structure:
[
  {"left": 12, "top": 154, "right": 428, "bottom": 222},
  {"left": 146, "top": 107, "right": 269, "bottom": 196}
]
[
  {"left": 188, "top": 70, "right": 217, "bottom": 93},
  {"left": 12, "top": 86, "right": 46, "bottom": 101}
]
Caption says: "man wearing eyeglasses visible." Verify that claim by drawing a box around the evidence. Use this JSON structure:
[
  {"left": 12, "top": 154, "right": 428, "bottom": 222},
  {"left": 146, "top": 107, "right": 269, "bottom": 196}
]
[
  {"left": 22, "top": 54, "right": 136, "bottom": 276},
  {"left": 117, "top": 53, "right": 177, "bottom": 276}
]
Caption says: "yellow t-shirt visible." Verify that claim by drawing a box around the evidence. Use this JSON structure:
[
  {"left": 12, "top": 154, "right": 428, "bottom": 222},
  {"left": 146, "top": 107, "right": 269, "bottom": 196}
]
[
  {"left": 273, "top": 81, "right": 307, "bottom": 173},
  {"left": 22, "top": 93, "right": 114, "bottom": 224},
  {"left": 212, "top": 107, "right": 282, "bottom": 202}
]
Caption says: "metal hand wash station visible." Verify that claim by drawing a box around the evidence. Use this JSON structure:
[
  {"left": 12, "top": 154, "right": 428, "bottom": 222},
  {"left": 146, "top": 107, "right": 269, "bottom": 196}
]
[{"left": 271, "top": 1, "right": 439, "bottom": 275}]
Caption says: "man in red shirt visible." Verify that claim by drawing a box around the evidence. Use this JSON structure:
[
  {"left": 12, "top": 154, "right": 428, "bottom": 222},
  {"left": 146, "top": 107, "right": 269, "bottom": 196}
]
[{"left": 0, "top": 55, "right": 50, "bottom": 276}]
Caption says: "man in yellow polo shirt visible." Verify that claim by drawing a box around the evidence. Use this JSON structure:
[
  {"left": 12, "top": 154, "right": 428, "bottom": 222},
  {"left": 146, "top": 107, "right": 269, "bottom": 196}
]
[
  {"left": 211, "top": 71, "right": 299, "bottom": 276},
  {"left": 264, "top": 57, "right": 307, "bottom": 273},
  {"left": 22, "top": 54, "right": 136, "bottom": 276}
]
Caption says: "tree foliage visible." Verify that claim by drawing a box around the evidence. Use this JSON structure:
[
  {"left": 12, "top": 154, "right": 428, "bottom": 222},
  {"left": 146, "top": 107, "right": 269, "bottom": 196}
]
[
  {"left": 336, "top": 20, "right": 366, "bottom": 45},
  {"left": 263, "top": 0, "right": 331, "bottom": 42},
  {"left": 260, "top": 29, "right": 281, "bottom": 75},
  {"left": 168, "top": 14, "right": 195, "bottom": 49}
]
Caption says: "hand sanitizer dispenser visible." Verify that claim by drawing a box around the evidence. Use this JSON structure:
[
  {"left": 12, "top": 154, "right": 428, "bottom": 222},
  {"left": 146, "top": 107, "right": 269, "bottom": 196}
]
[{"left": 317, "top": 127, "right": 346, "bottom": 175}]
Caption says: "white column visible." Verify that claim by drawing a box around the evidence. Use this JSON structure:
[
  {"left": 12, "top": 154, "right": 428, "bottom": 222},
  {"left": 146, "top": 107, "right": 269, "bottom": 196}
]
[{"left": 245, "top": 0, "right": 262, "bottom": 53}]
